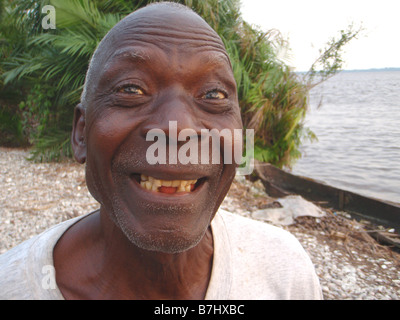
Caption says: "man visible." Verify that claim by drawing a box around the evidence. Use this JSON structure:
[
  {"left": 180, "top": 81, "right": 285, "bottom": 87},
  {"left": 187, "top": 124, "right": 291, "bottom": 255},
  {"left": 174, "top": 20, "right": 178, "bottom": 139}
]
[{"left": 0, "top": 2, "right": 322, "bottom": 299}]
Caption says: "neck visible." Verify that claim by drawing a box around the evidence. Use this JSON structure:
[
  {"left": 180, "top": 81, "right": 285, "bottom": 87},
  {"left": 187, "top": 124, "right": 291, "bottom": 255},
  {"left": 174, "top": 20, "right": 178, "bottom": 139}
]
[{"left": 54, "top": 210, "right": 214, "bottom": 300}]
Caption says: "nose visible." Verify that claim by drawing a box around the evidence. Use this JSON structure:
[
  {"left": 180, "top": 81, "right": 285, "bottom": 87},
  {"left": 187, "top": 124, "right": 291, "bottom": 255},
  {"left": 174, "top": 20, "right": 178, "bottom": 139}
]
[{"left": 140, "top": 88, "right": 205, "bottom": 165}]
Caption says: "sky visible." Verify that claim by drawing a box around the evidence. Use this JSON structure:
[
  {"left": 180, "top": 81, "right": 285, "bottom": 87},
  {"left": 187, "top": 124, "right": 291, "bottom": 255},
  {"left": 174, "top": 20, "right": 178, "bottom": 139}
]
[{"left": 240, "top": 0, "right": 400, "bottom": 71}]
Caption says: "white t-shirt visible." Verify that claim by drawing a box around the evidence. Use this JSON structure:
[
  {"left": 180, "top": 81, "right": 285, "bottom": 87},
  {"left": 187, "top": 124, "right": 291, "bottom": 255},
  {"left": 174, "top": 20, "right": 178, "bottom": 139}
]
[{"left": 0, "top": 209, "right": 323, "bottom": 300}]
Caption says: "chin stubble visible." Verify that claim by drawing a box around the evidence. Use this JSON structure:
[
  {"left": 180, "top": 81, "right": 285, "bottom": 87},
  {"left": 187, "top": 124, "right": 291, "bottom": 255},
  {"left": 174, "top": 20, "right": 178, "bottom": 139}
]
[{"left": 109, "top": 195, "right": 209, "bottom": 254}]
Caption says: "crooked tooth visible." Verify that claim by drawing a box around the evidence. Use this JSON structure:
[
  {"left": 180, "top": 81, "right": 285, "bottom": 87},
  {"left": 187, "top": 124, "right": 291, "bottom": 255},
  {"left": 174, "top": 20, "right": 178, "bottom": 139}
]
[
  {"left": 141, "top": 174, "right": 148, "bottom": 181},
  {"left": 145, "top": 181, "right": 152, "bottom": 190},
  {"left": 184, "top": 185, "right": 191, "bottom": 192},
  {"left": 140, "top": 180, "right": 159, "bottom": 192},
  {"left": 180, "top": 180, "right": 188, "bottom": 187},
  {"left": 177, "top": 185, "right": 186, "bottom": 192}
]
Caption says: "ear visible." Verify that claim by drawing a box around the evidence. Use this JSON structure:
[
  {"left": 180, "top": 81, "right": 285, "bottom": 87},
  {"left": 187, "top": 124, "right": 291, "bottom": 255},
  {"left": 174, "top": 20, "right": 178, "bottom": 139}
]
[{"left": 71, "top": 104, "right": 87, "bottom": 164}]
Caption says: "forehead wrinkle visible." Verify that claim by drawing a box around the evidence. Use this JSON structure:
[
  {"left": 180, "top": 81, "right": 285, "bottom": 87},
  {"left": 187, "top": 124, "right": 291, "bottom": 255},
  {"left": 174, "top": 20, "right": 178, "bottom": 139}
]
[
  {"left": 113, "top": 29, "right": 227, "bottom": 57},
  {"left": 112, "top": 12, "right": 226, "bottom": 53},
  {"left": 118, "top": 24, "right": 223, "bottom": 43},
  {"left": 105, "top": 37, "right": 231, "bottom": 72},
  {"left": 116, "top": 8, "right": 223, "bottom": 43}
]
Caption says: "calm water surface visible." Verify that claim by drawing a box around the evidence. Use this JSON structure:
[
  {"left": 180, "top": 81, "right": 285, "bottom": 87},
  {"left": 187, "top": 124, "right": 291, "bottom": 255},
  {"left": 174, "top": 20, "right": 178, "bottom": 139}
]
[{"left": 291, "top": 70, "right": 400, "bottom": 205}]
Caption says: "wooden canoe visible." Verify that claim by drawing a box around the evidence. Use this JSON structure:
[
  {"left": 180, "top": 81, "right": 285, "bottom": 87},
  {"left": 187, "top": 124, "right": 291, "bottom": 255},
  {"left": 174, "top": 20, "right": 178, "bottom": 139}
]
[{"left": 254, "top": 161, "right": 400, "bottom": 233}]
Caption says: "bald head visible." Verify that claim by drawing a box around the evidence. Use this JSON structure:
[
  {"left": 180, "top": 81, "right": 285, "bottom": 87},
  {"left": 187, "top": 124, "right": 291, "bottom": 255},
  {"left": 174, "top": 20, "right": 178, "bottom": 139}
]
[{"left": 81, "top": 2, "right": 228, "bottom": 109}]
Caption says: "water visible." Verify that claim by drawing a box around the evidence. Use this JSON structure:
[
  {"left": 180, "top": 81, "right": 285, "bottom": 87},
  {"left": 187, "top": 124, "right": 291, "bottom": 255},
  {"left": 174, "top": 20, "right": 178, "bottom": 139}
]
[{"left": 291, "top": 70, "right": 400, "bottom": 205}]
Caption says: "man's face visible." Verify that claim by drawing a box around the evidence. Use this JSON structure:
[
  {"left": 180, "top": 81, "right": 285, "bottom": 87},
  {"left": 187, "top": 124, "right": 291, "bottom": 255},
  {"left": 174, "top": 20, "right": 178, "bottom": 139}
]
[{"left": 81, "top": 7, "right": 242, "bottom": 253}]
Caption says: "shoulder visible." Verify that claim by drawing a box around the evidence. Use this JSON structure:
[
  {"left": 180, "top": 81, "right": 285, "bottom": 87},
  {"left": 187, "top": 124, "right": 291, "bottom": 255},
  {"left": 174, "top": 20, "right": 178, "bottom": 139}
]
[
  {"left": 216, "top": 208, "right": 302, "bottom": 251},
  {"left": 0, "top": 236, "right": 35, "bottom": 299},
  {"left": 214, "top": 209, "right": 323, "bottom": 299},
  {"left": 0, "top": 216, "right": 83, "bottom": 300}
]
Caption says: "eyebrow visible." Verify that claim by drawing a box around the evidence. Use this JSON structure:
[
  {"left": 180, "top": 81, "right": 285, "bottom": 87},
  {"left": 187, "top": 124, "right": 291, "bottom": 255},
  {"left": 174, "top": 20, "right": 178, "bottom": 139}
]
[
  {"left": 205, "top": 53, "right": 231, "bottom": 67},
  {"left": 197, "top": 51, "right": 232, "bottom": 72},
  {"left": 108, "top": 48, "right": 151, "bottom": 64}
]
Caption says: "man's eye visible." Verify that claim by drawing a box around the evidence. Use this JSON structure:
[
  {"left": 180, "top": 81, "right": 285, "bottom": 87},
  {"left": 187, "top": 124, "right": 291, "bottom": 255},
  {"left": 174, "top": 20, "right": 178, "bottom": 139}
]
[
  {"left": 203, "top": 90, "right": 227, "bottom": 100},
  {"left": 119, "top": 85, "right": 144, "bottom": 95}
]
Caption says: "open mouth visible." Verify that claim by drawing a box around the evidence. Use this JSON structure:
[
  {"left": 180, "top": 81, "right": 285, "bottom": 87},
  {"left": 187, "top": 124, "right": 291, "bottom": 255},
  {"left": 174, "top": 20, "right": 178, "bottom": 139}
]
[{"left": 133, "top": 174, "right": 204, "bottom": 194}]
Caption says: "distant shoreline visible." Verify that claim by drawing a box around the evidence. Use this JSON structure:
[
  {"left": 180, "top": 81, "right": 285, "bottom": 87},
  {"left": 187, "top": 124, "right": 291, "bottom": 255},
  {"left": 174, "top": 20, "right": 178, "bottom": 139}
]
[
  {"left": 296, "top": 67, "right": 400, "bottom": 74},
  {"left": 341, "top": 67, "right": 400, "bottom": 73}
]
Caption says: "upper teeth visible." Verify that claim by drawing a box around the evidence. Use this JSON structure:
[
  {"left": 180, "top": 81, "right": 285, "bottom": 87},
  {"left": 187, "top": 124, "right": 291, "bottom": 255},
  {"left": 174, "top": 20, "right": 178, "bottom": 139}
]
[{"left": 140, "top": 174, "right": 197, "bottom": 192}]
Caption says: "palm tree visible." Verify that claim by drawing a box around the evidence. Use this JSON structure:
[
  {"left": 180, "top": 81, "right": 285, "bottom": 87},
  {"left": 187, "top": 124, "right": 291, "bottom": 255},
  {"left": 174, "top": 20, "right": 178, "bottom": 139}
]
[{"left": 1, "top": 0, "right": 126, "bottom": 160}]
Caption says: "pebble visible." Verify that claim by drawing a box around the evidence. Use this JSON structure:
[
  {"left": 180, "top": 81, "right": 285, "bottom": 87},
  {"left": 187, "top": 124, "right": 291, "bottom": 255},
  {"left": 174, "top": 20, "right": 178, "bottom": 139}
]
[{"left": 1, "top": 147, "right": 399, "bottom": 300}]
